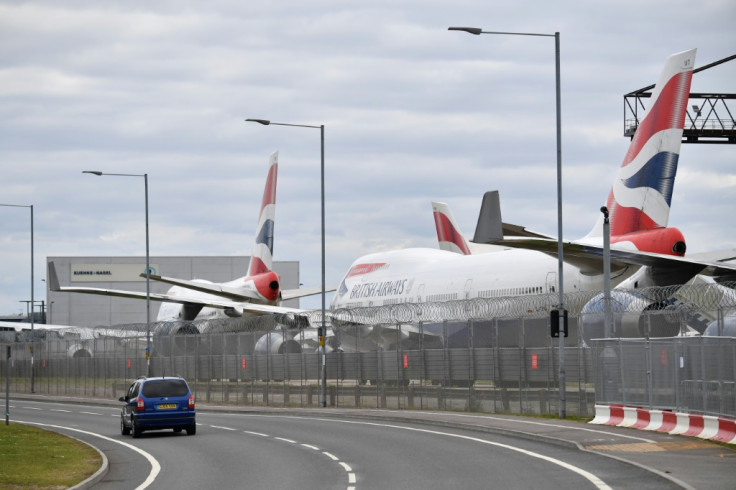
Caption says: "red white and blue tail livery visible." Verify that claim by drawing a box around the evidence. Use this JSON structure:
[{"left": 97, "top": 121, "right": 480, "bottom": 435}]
[
  {"left": 584, "top": 49, "right": 696, "bottom": 256},
  {"left": 248, "top": 151, "right": 277, "bottom": 276}
]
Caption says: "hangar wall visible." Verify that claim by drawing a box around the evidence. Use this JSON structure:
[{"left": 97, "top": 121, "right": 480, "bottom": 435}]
[{"left": 47, "top": 256, "right": 299, "bottom": 327}]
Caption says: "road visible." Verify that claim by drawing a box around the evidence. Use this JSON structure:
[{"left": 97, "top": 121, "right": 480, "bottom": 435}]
[{"left": 5, "top": 398, "right": 710, "bottom": 489}]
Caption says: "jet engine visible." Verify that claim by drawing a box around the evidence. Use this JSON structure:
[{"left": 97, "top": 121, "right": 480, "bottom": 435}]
[
  {"left": 581, "top": 290, "right": 683, "bottom": 342},
  {"left": 704, "top": 315, "right": 736, "bottom": 337},
  {"left": 152, "top": 321, "right": 202, "bottom": 356},
  {"left": 254, "top": 331, "right": 302, "bottom": 354},
  {"left": 67, "top": 344, "right": 93, "bottom": 358},
  {"left": 153, "top": 321, "right": 201, "bottom": 336}
]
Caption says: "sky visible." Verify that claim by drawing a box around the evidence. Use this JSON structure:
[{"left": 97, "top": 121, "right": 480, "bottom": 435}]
[{"left": 1, "top": 0, "right": 735, "bottom": 316}]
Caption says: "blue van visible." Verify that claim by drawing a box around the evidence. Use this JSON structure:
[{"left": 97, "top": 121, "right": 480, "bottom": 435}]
[{"left": 119, "top": 377, "right": 196, "bottom": 438}]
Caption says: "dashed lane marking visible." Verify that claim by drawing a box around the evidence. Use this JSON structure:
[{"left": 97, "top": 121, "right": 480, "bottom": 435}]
[
  {"left": 239, "top": 428, "right": 357, "bottom": 488},
  {"left": 243, "top": 430, "right": 269, "bottom": 437}
]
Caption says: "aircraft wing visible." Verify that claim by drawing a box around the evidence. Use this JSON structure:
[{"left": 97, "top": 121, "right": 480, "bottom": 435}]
[
  {"left": 281, "top": 285, "right": 337, "bottom": 301},
  {"left": 48, "top": 263, "right": 306, "bottom": 316},
  {"left": 686, "top": 248, "right": 736, "bottom": 263},
  {"left": 487, "top": 237, "right": 736, "bottom": 279},
  {"left": 501, "top": 223, "right": 555, "bottom": 239},
  {"left": 142, "top": 273, "right": 251, "bottom": 301},
  {"left": 140, "top": 274, "right": 335, "bottom": 302}
]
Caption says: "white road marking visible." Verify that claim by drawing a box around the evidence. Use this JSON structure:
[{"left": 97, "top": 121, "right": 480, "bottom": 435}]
[
  {"left": 243, "top": 430, "right": 269, "bottom": 437},
  {"left": 210, "top": 425, "right": 236, "bottom": 431},
  {"left": 311, "top": 417, "right": 611, "bottom": 490},
  {"left": 377, "top": 410, "right": 656, "bottom": 443},
  {"left": 240, "top": 425, "right": 357, "bottom": 488},
  {"left": 19, "top": 420, "right": 161, "bottom": 490},
  {"left": 80, "top": 411, "right": 100, "bottom": 416}
]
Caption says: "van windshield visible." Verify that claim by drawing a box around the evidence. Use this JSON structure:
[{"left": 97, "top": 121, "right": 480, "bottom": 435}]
[{"left": 141, "top": 379, "right": 189, "bottom": 398}]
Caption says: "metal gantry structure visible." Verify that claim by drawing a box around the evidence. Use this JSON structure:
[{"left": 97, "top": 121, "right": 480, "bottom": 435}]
[{"left": 624, "top": 54, "right": 736, "bottom": 144}]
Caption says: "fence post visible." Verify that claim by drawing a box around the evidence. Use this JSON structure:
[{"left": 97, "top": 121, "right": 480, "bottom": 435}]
[
  {"left": 618, "top": 338, "right": 626, "bottom": 406},
  {"left": 701, "top": 336, "right": 707, "bottom": 414},
  {"left": 646, "top": 338, "right": 653, "bottom": 410}
]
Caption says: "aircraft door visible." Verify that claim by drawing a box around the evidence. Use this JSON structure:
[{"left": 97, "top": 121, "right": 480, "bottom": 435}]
[
  {"left": 416, "top": 284, "right": 425, "bottom": 302},
  {"left": 464, "top": 279, "right": 472, "bottom": 299},
  {"left": 546, "top": 272, "right": 556, "bottom": 294}
]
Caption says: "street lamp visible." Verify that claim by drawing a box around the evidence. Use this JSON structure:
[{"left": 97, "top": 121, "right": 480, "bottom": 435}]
[
  {"left": 449, "top": 26, "right": 566, "bottom": 418},
  {"left": 601, "top": 207, "right": 612, "bottom": 338},
  {"left": 83, "top": 171, "right": 151, "bottom": 377},
  {"left": 0, "top": 203, "right": 35, "bottom": 392},
  {"left": 245, "top": 118, "right": 327, "bottom": 408}
]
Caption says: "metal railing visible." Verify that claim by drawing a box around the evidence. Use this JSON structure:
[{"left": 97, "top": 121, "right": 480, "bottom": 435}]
[
  {"left": 591, "top": 336, "right": 736, "bottom": 418},
  {"left": 2, "top": 282, "right": 735, "bottom": 418}
]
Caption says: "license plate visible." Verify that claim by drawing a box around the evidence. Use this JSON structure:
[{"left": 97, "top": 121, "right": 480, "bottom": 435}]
[{"left": 158, "top": 403, "right": 177, "bottom": 409}]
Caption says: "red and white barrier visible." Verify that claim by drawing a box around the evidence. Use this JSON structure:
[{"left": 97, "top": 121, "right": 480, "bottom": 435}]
[{"left": 591, "top": 404, "right": 736, "bottom": 444}]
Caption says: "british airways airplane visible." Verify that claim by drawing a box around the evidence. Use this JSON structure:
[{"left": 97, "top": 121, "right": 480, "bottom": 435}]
[
  {"left": 49, "top": 151, "right": 322, "bottom": 329},
  {"left": 331, "top": 49, "right": 735, "bottom": 342}
]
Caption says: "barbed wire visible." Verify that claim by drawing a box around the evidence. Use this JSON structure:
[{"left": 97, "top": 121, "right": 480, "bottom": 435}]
[{"left": 26, "top": 281, "right": 736, "bottom": 338}]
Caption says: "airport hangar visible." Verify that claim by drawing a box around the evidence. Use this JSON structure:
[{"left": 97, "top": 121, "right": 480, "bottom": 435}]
[{"left": 46, "top": 256, "right": 300, "bottom": 328}]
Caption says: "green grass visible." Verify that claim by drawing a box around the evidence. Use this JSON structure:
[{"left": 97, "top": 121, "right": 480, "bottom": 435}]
[{"left": 0, "top": 422, "right": 101, "bottom": 488}]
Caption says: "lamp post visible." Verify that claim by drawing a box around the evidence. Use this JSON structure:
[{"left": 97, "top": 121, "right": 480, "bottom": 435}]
[
  {"left": 245, "top": 118, "right": 327, "bottom": 408},
  {"left": 0, "top": 204, "right": 34, "bottom": 392},
  {"left": 601, "top": 206, "right": 612, "bottom": 338},
  {"left": 449, "top": 26, "right": 566, "bottom": 417},
  {"left": 83, "top": 171, "right": 151, "bottom": 377}
]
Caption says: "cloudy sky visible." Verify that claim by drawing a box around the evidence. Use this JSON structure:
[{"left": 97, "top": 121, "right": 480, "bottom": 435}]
[{"left": 1, "top": 0, "right": 735, "bottom": 316}]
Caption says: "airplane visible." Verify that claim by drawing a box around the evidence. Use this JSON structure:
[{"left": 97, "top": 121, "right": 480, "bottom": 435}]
[
  {"left": 330, "top": 48, "right": 736, "bottom": 346},
  {"left": 432, "top": 195, "right": 736, "bottom": 340},
  {"left": 48, "top": 151, "right": 324, "bottom": 339}
]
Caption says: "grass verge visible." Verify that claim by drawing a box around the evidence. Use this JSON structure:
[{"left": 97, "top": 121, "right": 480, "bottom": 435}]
[{"left": 0, "top": 422, "right": 101, "bottom": 488}]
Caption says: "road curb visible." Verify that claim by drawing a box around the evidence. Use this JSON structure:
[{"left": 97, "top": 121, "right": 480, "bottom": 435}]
[{"left": 68, "top": 435, "right": 109, "bottom": 490}]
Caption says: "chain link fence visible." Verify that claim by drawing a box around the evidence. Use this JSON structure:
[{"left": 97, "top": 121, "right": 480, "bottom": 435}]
[
  {"left": 591, "top": 336, "right": 736, "bottom": 418},
  {"left": 2, "top": 282, "right": 735, "bottom": 418}
]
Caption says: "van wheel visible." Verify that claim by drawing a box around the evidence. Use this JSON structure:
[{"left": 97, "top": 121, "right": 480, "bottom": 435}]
[
  {"left": 186, "top": 423, "right": 196, "bottom": 436},
  {"left": 132, "top": 420, "right": 142, "bottom": 438},
  {"left": 121, "top": 418, "right": 131, "bottom": 436}
]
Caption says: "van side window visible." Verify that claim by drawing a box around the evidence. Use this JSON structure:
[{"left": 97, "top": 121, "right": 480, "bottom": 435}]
[{"left": 127, "top": 382, "right": 140, "bottom": 399}]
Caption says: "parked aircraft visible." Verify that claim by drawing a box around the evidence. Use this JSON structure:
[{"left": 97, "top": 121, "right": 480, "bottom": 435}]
[
  {"left": 49, "top": 151, "right": 322, "bottom": 334},
  {"left": 433, "top": 195, "right": 736, "bottom": 340},
  {"left": 331, "top": 49, "right": 735, "bottom": 345}
]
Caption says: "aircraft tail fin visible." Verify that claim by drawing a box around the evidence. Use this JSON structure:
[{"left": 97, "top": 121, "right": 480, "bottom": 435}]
[
  {"left": 586, "top": 49, "right": 696, "bottom": 255},
  {"left": 48, "top": 261, "right": 61, "bottom": 291},
  {"left": 432, "top": 201, "right": 472, "bottom": 255},
  {"left": 247, "top": 151, "right": 278, "bottom": 276},
  {"left": 472, "top": 191, "right": 505, "bottom": 245}
]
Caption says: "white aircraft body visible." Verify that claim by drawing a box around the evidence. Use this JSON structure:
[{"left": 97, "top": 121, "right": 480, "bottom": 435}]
[{"left": 331, "top": 49, "right": 736, "bottom": 342}]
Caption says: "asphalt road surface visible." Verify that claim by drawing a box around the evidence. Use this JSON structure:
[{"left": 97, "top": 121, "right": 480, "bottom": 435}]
[{"left": 4, "top": 398, "right": 704, "bottom": 489}]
